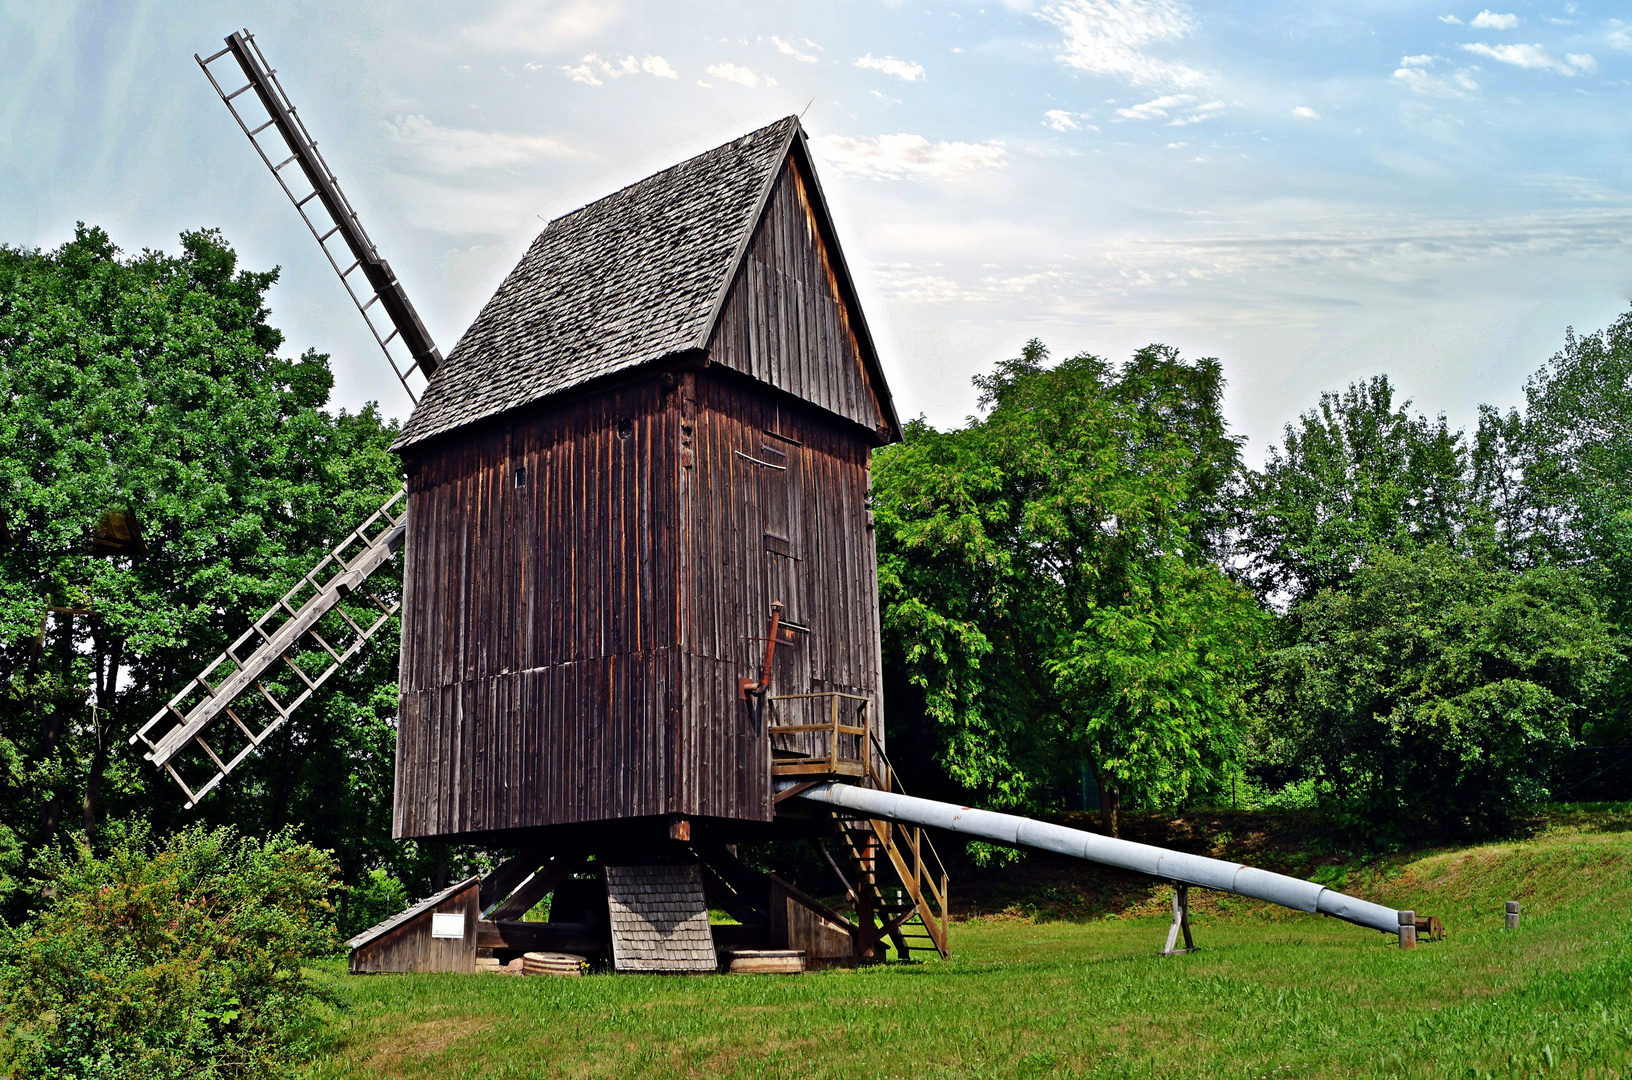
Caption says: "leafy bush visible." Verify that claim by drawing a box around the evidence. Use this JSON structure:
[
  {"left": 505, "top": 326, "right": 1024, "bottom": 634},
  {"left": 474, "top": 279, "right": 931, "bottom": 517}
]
[{"left": 0, "top": 823, "right": 338, "bottom": 1079}]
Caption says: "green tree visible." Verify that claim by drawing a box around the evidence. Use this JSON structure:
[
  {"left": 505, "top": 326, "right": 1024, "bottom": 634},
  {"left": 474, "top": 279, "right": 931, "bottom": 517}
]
[
  {"left": 1253, "top": 546, "right": 1620, "bottom": 832},
  {"left": 1516, "top": 308, "right": 1632, "bottom": 745},
  {"left": 874, "top": 341, "right": 1264, "bottom": 835},
  {"left": 1240, "top": 375, "right": 1470, "bottom": 604},
  {"left": 0, "top": 226, "right": 414, "bottom": 915}
]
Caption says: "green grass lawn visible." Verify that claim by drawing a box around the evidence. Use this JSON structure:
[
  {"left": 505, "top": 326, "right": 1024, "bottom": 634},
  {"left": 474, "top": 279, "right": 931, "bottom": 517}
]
[{"left": 302, "top": 810, "right": 1632, "bottom": 1079}]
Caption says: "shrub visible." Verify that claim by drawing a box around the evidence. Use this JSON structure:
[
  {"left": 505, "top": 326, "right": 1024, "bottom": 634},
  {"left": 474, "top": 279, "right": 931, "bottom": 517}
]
[{"left": 0, "top": 823, "right": 338, "bottom": 1079}]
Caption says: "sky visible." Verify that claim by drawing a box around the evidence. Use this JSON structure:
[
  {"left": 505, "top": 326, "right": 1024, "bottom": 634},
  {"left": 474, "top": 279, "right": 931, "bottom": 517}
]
[{"left": 4, "top": 0, "right": 1631, "bottom": 463}]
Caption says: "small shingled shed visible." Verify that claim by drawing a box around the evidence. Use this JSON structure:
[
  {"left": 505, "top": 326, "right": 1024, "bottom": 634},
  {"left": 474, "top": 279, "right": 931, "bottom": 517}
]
[{"left": 389, "top": 115, "right": 901, "bottom": 845}]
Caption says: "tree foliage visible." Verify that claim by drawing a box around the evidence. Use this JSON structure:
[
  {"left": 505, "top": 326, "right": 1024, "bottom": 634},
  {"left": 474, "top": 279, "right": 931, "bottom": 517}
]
[
  {"left": 874, "top": 341, "right": 1265, "bottom": 834},
  {"left": 1239, "top": 375, "right": 1469, "bottom": 604},
  {"left": 0, "top": 225, "right": 425, "bottom": 921},
  {"left": 1252, "top": 546, "right": 1620, "bottom": 831}
]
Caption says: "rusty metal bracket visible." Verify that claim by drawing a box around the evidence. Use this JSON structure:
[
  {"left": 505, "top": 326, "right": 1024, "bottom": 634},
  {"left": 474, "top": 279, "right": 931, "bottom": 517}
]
[{"left": 738, "top": 601, "right": 783, "bottom": 700}]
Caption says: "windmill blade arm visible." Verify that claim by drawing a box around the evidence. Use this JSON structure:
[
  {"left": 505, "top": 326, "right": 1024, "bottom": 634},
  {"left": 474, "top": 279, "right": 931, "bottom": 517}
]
[
  {"left": 130, "top": 489, "right": 407, "bottom": 807},
  {"left": 197, "top": 30, "right": 441, "bottom": 399}
]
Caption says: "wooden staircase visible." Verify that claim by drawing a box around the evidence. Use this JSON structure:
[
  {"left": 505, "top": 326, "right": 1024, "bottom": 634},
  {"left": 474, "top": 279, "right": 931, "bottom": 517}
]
[
  {"left": 769, "top": 695, "right": 949, "bottom": 962},
  {"left": 832, "top": 807, "right": 949, "bottom": 960}
]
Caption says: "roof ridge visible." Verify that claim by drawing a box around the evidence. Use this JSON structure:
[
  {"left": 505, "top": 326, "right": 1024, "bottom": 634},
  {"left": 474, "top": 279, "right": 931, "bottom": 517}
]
[{"left": 542, "top": 116, "right": 800, "bottom": 235}]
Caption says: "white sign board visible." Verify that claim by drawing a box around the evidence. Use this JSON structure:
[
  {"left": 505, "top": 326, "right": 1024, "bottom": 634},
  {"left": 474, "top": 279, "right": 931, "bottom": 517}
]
[{"left": 430, "top": 912, "right": 465, "bottom": 939}]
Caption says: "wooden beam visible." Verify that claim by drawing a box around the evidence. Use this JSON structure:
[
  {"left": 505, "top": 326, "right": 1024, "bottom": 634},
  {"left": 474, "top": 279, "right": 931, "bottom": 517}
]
[
  {"left": 477, "top": 920, "right": 604, "bottom": 954},
  {"left": 485, "top": 853, "right": 588, "bottom": 922},
  {"left": 479, "top": 851, "right": 547, "bottom": 913},
  {"left": 700, "top": 861, "right": 770, "bottom": 926}
]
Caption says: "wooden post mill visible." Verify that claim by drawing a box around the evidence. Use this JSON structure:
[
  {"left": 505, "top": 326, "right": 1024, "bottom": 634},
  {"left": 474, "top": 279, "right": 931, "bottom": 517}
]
[
  {"left": 135, "top": 30, "right": 950, "bottom": 977},
  {"left": 362, "top": 115, "right": 951, "bottom": 974}
]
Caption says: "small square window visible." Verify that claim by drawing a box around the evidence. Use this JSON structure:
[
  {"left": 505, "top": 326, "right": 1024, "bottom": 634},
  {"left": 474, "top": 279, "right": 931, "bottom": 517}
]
[{"left": 514, "top": 467, "right": 527, "bottom": 488}]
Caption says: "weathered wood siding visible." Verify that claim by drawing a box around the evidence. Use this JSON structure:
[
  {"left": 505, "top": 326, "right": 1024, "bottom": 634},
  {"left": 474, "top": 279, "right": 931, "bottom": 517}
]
[
  {"left": 394, "top": 380, "right": 683, "bottom": 839},
  {"left": 348, "top": 879, "right": 479, "bottom": 974},
  {"left": 678, "top": 368, "right": 883, "bottom": 797},
  {"left": 708, "top": 154, "right": 887, "bottom": 437},
  {"left": 392, "top": 151, "right": 889, "bottom": 842}
]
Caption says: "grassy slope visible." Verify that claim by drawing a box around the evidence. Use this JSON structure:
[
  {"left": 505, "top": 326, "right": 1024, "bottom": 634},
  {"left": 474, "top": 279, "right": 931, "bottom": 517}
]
[{"left": 303, "top": 808, "right": 1632, "bottom": 1079}]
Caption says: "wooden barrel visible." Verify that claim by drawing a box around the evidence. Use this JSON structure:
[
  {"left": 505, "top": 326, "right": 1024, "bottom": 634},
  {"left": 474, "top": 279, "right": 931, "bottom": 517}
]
[
  {"left": 725, "top": 949, "right": 806, "bottom": 974},
  {"left": 522, "top": 951, "right": 587, "bottom": 976}
]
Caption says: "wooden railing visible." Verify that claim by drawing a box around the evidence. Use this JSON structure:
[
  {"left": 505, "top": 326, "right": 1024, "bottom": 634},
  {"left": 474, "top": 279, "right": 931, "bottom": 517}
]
[{"left": 767, "top": 692, "right": 870, "bottom": 779}]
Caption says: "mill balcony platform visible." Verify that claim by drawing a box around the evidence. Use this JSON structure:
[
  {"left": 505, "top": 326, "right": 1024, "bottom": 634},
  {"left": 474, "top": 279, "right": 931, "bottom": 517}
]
[
  {"left": 767, "top": 691, "right": 871, "bottom": 780},
  {"left": 765, "top": 689, "right": 951, "bottom": 960}
]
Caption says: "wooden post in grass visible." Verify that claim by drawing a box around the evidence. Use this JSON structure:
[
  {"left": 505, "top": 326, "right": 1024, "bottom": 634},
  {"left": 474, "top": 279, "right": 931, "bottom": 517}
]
[
  {"left": 1161, "top": 883, "right": 1196, "bottom": 955},
  {"left": 1505, "top": 901, "right": 1520, "bottom": 930},
  {"left": 1398, "top": 909, "right": 1417, "bottom": 949}
]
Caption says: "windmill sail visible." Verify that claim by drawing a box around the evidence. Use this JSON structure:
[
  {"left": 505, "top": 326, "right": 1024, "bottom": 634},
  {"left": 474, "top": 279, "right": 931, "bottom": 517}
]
[
  {"left": 129, "top": 492, "right": 408, "bottom": 807},
  {"left": 132, "top": 30, "right": 444, "bottom": 806},
  {"left": 196, "top": 30, "right": 441, "bottom": 402}
]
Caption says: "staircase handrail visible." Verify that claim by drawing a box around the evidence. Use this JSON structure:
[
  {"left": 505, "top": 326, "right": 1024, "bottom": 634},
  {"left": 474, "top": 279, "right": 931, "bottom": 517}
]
[{"left": 866, "top": 729, "right": 949, "bottom": 902}]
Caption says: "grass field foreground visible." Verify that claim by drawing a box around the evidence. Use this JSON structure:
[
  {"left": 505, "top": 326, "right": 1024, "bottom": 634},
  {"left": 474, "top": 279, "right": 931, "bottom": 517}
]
[{"left": 302, "top": 809, "right": 1632, "bottom": 1079}]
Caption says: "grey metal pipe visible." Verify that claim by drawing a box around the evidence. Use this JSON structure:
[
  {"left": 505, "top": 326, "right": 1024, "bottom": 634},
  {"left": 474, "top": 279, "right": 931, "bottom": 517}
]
[{"left": 784, "top": 781, "right": 1402, "bottom": 935}]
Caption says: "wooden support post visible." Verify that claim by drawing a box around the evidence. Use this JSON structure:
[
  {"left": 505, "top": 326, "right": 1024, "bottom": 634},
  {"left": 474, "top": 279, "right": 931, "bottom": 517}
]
[
  {"left": 668, "top": 816, "right": 691, "bottom": 841},
  {"left": 1161, "top": 883, "right": 1196, "bottom": 955},
  {"left": 1505, "top": 900, "right": 1520, "bottom": 930},
  {"left": 855, "top": 833, "right": 878, "bottom": 961},
  {"left": 1398, "top": 909, "right": 1417, "bottom": 949}
]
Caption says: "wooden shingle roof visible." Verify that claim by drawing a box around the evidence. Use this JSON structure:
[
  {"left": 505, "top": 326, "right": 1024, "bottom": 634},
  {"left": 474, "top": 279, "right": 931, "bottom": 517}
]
[{"left": 394, "top": 117, "right": 806, "bottom": 450}]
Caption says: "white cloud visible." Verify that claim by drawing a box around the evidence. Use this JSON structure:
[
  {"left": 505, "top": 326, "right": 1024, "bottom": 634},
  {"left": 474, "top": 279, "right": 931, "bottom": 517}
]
[
  {"left": 1045, "top": 109, "right": 1081, "bottom": 130},
  {"left": 1116, "top": 93, "right": 1190, "bottom": 119},
  {"left": 384, "top": 114, "right": 582, "bottom": 171},
  {"left": 855, "top": 54, "right": 926, "bottom": 81},
  {"left": 772, "top": 36, "right": 819, "bottom": 62},
  {"left": 1037, "top": 0, "right": 1208, "bottom": 89},
  {"left": 1113, "top": 93, "right": 1222, "bottom": 124},
  {"left": 1291, "top": 105, "right": 1320, "bottom": 119},
  {"left": 705, "top": 62, "right": 775, "bottom": 87},
  {"left": 561, "top": 53, "right": 678, "bottom": 86},
  {"left": 1169, "top": 100, "right": 1224, "bottom": 125},
  {"left": 1611, "top": 23, "right": 1632, "bottom": 52},
  {"left": 1469, "top": 10, "right": 1519, "bottom": 29},
  {"left": 462, "top": 1, "right": 622, "bottom": 52},
  {"left": 810, "top": 133, "right": 1008, "bottom": 180},
  {"left": 1461, "top": 41, "right": 1594, "bottom": 73},
  {"left": 1393, "top": 58, "right": 1479, "bottom": 96},
  {"left": 1439, "top": 14, "right": 1463, "bottom": 24}
]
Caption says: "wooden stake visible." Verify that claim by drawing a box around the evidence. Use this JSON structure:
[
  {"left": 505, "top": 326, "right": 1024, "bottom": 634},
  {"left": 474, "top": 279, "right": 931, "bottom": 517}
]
[{"left": 1161, "top": 883, "right": 1196, "bottom": 955}]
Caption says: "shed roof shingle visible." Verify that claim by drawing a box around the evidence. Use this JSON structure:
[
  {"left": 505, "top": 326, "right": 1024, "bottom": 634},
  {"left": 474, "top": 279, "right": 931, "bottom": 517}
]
[{"left": 394, "top": 117, "right": 801, "bottom": 450}]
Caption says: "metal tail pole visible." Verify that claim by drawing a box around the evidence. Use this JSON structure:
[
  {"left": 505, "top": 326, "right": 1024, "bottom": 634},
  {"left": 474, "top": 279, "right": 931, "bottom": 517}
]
[{"left": 780, "top": 781, "right": 1406, "bottom": 936}]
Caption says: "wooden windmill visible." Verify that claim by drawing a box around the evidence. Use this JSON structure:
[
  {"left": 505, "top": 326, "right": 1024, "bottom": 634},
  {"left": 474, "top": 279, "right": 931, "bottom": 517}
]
[{"left": 132, "top": 30, "right": 949, "bottom": 975}]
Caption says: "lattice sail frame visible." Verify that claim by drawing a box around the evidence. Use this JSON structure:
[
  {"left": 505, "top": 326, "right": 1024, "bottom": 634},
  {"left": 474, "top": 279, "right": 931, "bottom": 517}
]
[
  {"left": 196, "top": 30, "right": 440, "bottom": 404},
  {"left": 129, "top": 490, "right": 408, "bottom": 807}
]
